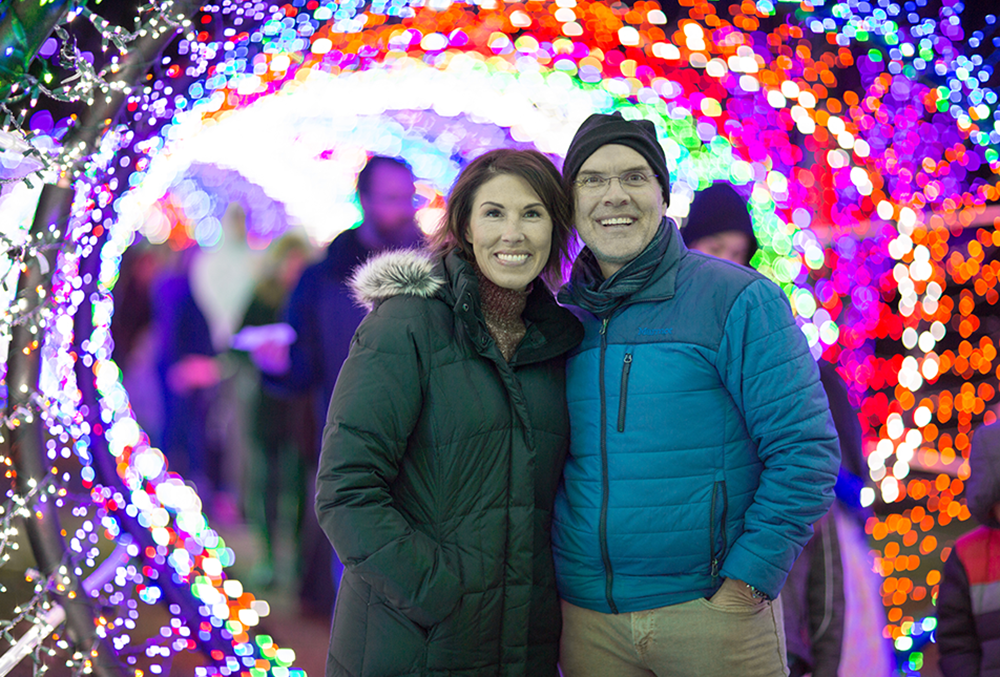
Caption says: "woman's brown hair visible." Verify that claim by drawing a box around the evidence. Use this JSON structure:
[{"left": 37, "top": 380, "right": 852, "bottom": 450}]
[{"left": 428, "top": 148, "right": 571, "bottom": 287}]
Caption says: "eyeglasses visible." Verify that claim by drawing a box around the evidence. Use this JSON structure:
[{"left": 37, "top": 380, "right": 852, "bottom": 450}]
[{"left": 574, "top": 171, "right": 658, "bottom": 191}]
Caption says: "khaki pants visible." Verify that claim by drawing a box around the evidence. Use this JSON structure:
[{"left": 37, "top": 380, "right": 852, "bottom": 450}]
[{"left": 560, "top": 596, "right": 789, "bottom": 677}]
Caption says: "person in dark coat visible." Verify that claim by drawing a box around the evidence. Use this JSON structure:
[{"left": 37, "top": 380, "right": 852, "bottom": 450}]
[
  {"left": 937, "top": 421, "right": 1000, "bottom": 677},
  {"left": 254, "top": 156, "right": 422, "bottom": 615},
  {"left": 315, "top": 149, "right": 583, "bottom": 677}
]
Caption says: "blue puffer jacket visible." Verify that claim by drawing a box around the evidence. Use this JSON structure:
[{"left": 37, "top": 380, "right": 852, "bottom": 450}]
[{"left": 552, "top": 220, "right": 840, "bottom": 614}]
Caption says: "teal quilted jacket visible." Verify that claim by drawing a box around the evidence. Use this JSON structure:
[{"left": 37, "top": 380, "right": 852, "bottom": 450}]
[{"left": 553, "top": 220, "right": 840, "bottom": 614}]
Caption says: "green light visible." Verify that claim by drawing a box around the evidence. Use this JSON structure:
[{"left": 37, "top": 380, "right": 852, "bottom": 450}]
[{"left": 868, "top": 49, "right": 883, "bottom": 62}]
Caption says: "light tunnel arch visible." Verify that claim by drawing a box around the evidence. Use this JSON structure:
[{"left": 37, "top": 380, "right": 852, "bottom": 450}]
[
  {"left": 11, "top": 0, "right": 998, "bottom": 672},
  {"left": 74, "top": 9, "right": 851, "bottom": 665}
]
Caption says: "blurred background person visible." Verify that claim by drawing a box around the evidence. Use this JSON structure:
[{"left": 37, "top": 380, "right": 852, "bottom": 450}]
[
  {"left": 235, "top": 234, "right": 314, "bottom": 588},
  {"left": 251, "top": 155, "right": 423, "bottom": 617},
  {"left": 936, "top": 421, "right": 1000, "bottom": 677},
  {"left": 190, "top": 202, "right": 266, "bottom": 521},
  {"left": 112, "top": 242, "right": 169, "bottom": 442},
  {"left": 683, "top": 180, "right": 894, "bottom": 676},
  {"left": 151, "top": 244, "right": 221, "bottom": 493}
]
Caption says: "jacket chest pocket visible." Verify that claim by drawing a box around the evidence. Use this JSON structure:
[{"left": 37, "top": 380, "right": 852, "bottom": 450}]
[{"left": 617, "top": 348, "right": 634, "bottom": 433}]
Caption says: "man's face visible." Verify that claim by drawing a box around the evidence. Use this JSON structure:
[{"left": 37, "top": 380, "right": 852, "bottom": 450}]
[
  {"left": 688, "top": 231, "right": 754, "bottom": 266},
  {"left": 574, "top": 144, "right": 666, "bottom": 278},
  {"left": 359, "top": 163, "right": 417, "bottom": 239}
]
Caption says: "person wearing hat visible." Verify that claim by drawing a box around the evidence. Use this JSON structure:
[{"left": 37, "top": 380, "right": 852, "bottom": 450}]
[
  {"left": 682, "top": 181, "right": 759, "bottom": 266},
  {"left": 552, "top": 112, "right": 841, "bottom": 676}
]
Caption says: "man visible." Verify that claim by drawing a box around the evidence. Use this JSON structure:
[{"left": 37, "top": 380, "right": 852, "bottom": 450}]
[
  {"left": 253, "top": 155, "right": 421, "bottom": 615},
  {"left": 684, "top": 181, "right": 847, "bottom": 677},
  {"left": 553, "top": 112, "right": 840, "bottom": 676},
  {"left": 681, "top": 180, "right": 758, "bottom": 267}
]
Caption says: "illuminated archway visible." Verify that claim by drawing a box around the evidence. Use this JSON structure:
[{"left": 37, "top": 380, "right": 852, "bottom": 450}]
[{"left": 3, "top": 0, "right": 999, "bottom": 674}]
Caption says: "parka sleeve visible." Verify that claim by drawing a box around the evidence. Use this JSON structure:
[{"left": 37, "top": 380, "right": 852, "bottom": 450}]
[
  {"left": 314, "top": 301, "right": 462, "bottom": 628},
  {"left": 716, "top": 278, "right": 841, "bottom": 599},
  {"left": 937, "top": 550, "right": 982, "bottom": 677}
]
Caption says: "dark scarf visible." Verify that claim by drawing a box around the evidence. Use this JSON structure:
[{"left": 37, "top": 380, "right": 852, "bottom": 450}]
[{"left": 559, "top": 220, "right": 670, "bottom": 317}]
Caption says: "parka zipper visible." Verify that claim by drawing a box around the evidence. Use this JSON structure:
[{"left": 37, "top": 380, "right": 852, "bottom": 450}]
[
  {"left": 617, "top": 351, "right": 633, "bottom": 432},
  {"left": 709, "top": 480, "right": 728, "bottom": 584},
  {"left": 598, "top": 317, "right": 618, "bottom": 613}
]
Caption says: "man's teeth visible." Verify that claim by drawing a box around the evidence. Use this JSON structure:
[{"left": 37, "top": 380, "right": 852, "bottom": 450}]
[
  {"left": 601, "top": 217, "right": 633, "bottom": 226},
  {"left": 497, "top": 253, "right": 529, "bottom": 263}
]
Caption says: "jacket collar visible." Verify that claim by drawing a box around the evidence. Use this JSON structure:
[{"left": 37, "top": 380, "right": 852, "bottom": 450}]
[
  {"left": 564, "top": 217, "right": 685, "bottom": 310},
  {"left": 628, "top": 217, "right": 685, "bottom": 304},
  {"left": 442, "top": 250, "right": 582, "bottom": 365}
]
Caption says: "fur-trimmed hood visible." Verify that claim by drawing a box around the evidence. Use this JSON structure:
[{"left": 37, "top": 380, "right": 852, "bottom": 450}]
[{"left": 349, "top": 249, "right": 444, "bottom": 310}]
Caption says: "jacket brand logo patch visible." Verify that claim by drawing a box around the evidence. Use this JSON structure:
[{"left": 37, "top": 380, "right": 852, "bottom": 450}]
[{"left": 637, "top": 327, "right": 672, "bottom": 336}]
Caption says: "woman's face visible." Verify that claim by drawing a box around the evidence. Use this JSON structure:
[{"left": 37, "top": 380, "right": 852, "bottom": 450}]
[{"left": 465, "top": 173, "right": 553, "bottom": 291}]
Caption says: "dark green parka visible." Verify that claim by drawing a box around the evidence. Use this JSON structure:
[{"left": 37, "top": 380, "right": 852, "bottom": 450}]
[{"left": 315, "top": 249, "right": 583, "bottom": 677}]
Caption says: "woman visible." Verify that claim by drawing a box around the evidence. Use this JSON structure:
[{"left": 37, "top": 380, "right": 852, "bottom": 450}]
[{"left": 315, "top": 149, "right": 583, "bottom": 677}]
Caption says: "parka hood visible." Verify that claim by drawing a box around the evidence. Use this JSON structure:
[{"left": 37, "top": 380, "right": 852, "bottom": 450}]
[
  {"left": 969, "top": 422, "right": 1000, "bottom": 528},
  {"left": 349, "top": 248, "right": 443, "bottom": 310}
]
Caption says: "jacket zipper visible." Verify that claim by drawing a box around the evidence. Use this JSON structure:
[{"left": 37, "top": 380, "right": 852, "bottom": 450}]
[
  {"left": 710, "top": 480, "right": 728, "bottom": 584},
  {"left": 598, "top": 316, "right": 618, "bottom": 614},
  {"left": 617, "top": 351, "right": 633, "bottom": 432},
  {"left": 709, "top": 482, "right": 718, "bottom": 583}
]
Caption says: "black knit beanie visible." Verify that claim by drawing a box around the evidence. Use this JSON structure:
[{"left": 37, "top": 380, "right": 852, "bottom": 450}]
[
  {"left": 681, "top": 181, "right": 758, "bottom": 261},
  {"left": 563, "top": 112, "right": 670, "bottom": 205}
]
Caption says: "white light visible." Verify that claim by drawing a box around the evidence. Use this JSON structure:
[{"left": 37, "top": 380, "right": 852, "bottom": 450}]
[
  {"left": 419, "top": 33, "right": 448, "bottom": 51},
  {"left": 223, "top": 579, "right": 243, "bottom": 598},
  {"left": 510, "top": 10, "right": 531, "bottom": 27},
  {"left": 881, "top": 477, "right": 900, "bottom": 503},
  {"left": 618, "top": 27, "right": 640, "bottom": 46},
  {"left": 202, "top": 557, "right": 223, "bottom": 577},
  {"left": 902, "top": 327, "right": 918, "bottom": 349},
  {"left": 914, "top": 406, "right": 932, "bottom": 427},
  {"left": 683, "top": 23, "right": 703, "bottom": 39},
  {"left": 739, "top": 75, "right": 759, "bottom": 92},
  {"left": 311, "top": 38, "right": 332, "bottom": 55},
  {"left": 898, "top": 207, "right": 917, "bottom": 233},
  {"left": 921, "top": 355, "right": 939, "bottom": 380},
  {"left": 652, "top": 42, "right": 680, "bottom": 60},
  {"left": 887, "top": 413, "right": 904, "bottom": 440},
  {"left": 827, "top": 149, "right": 849, "bottom": 168},
  {"left": 893, "top": 459, "right": 911, "bottom": 479},
  {"left": 238, "top": 608, "right": 260, "bottom": 627},
  {"left": 134, "top": 448, "right": 165, "bottom": 480},
  {"left": 918, "top": 331, "right": 936, "bottom": 353},
  {"left": 554, "top": 7, "right": 576, "bottom": 21},
  {"left": 767, "top": 89, "right": 787, "bottom": 108},
  {"left": 152, "top": 526, "right": 170, "bottom": 545},
  {"left": 706, "top": 58, "right": 727, "bottom": 78},
  {"left": 860, "top": 487, "right": 875, "bottom": 507},
  {"left": 780, "top": 80, "right": 800, "bottom": 99},
  {"left": 270, "top": 54, "right": 291, "bottom": 72}
]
